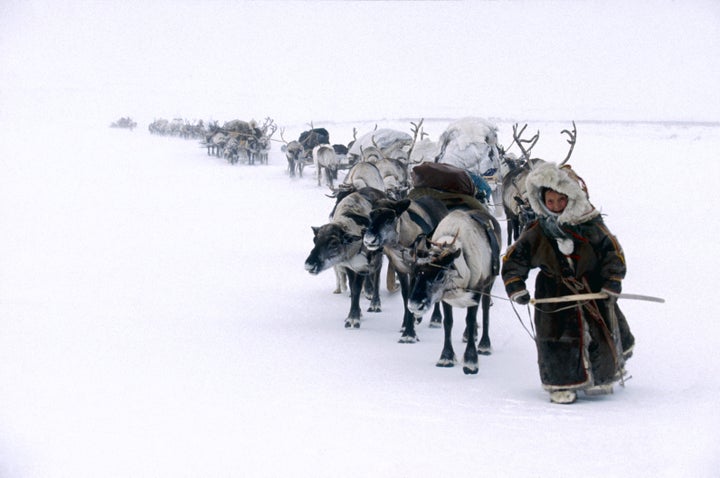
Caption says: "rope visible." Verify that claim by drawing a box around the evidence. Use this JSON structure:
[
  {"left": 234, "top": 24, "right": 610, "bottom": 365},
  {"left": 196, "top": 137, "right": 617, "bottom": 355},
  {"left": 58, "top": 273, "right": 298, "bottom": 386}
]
[
  {"left": 509, "top": 300, "right": 536, "bottom": 340},
  {"left": 460, "top": 287, "right": 537, "bottom": 340},
  {"left": 463, "top": 287, "right": 612, "bottom": 342}
]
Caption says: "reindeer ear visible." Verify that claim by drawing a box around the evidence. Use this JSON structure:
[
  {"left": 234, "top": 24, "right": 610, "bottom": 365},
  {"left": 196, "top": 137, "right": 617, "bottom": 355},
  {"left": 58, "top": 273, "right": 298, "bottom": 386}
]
[
  {"left": 311, "top": 226, "right": 320, "bottom": 237},
  {"left": 394, "top": 199, "right": 411, "bottom": 215},
  {"left": 346, "top": 213, "right": 370, "bottom": 227}
]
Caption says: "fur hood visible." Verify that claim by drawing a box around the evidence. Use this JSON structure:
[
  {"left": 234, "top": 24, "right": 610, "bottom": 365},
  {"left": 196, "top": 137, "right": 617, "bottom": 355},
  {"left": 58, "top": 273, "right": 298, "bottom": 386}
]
[{"left": 525, "top": 162, "right": 599, "bottom": 225}]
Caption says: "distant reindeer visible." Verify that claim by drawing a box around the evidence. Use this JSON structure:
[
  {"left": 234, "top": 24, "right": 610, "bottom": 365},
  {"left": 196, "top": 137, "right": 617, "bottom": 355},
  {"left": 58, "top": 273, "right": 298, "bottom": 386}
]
[
  {"left": 280, "top": 129, "right": 305, "bottom": 177},
  {"left": 313, "top": 144, "right": 339, "bottom": 188}
]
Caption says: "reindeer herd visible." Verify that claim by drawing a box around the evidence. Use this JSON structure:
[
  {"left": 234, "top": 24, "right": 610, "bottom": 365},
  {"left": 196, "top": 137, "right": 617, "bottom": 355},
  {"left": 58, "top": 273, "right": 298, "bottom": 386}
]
[
  {"left": 137, "top": 112, "right": 577, "bottom": 373},
  {"left": 302, "top": 117, "right": 578, "bottom": 375},
  {"left": 146, "top": 116, "right": 279, "bottom": 165}
]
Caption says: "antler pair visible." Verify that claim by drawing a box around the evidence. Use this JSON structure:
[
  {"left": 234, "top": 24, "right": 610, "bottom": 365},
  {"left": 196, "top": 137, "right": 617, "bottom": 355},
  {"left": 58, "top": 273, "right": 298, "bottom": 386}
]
[{"left": 510, "top": 121, "right": 577, "bottom": 166}]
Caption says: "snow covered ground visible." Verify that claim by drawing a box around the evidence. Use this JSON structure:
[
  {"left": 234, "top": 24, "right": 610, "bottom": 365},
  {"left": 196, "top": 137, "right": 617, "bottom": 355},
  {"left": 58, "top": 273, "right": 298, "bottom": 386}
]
[
  {"left": 2, "top": 0, "right": 719, "bottom": 474},
  {"left": 1, "top": 104, "right": 719, "bottom": 477}
]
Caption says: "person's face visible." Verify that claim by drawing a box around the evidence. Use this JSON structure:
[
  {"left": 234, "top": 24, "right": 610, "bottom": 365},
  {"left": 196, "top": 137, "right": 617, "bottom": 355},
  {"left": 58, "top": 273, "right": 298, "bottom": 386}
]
[{"left": 544, "top": 190, "right": 568, "bottom": 213}]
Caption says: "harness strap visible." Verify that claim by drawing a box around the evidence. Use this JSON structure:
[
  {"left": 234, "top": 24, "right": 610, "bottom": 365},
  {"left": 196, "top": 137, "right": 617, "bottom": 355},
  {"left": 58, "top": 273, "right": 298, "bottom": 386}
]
[
  {"left": 467, "top": 211, "right": 501, "bottom": 276},
  {"left": 407, "top": 209, "right": 434, "bottom": 236}
]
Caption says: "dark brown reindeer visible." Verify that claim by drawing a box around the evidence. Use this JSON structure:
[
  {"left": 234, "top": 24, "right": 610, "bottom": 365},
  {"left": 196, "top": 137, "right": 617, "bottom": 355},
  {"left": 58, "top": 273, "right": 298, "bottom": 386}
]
[{"left": 363, "top": 195, "right": 450, "bottom": 342}]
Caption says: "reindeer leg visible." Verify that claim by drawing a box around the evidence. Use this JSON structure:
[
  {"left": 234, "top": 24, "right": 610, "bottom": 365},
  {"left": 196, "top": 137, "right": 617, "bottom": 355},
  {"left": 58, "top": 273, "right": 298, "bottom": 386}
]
[
  {"left": 366, "top": 261, "right": 382, "bottom": 313},
  {"left": 477, "top": 282, "right": 494, "bottom": 355},
  {"left": 429, "top": 303, "right": 443, "bottom": 328},
  {"left": 386, "top": 262, "right": 399, "bottom": 293},
  {"left": 436, "top": 302, "right": 457, "bottom": 367},
  {"left": 462, "top": 320, "right": 479, "bottom": 343},
  {"left": 398, "top": 272, "right": 419, "bottom": 343},
  {"left": 345, "top": 270, "right": 364, "bottom": 329},
  {"left": 333, "top": 266, "right": 347, "bottom": 294},
  {"left": 463, "top": 305, "right": 480, "bottom": 375},
  {"left": 326, "top": 168, "right": 334, "bottom": 190}
]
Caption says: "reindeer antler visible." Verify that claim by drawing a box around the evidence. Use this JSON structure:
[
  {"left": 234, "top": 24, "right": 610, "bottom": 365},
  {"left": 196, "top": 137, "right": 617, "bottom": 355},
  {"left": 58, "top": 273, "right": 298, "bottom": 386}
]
[
  {"left": 511, "top": 123, "right": 540, "bottom": 161},
  {"left": 261, "top": 117, "right": 277, "bottom": 138},
  {"left": 429, "top": 230, "right": 460, "bottom": 250},
  {"left": 363, "top": 136, "right": 384, "bottom": 162},
  {"left": 558, "top": 121, "right": 577, "bottom": 166},
  {"left": 406, "top": 118, "right": 425, "bottom": 164}
]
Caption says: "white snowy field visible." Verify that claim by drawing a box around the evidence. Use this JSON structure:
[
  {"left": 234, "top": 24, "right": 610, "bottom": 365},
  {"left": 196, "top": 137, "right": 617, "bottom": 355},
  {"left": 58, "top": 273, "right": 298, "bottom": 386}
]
[{"left": 1, "top": 108, "right": 719, "bottom": 477}]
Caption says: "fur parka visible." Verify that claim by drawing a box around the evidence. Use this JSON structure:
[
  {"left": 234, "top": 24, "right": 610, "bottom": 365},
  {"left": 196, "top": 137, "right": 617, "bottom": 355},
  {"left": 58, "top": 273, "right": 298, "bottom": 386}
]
[{"left": 502, "top": 162, "right": 634, "bottom": 391}]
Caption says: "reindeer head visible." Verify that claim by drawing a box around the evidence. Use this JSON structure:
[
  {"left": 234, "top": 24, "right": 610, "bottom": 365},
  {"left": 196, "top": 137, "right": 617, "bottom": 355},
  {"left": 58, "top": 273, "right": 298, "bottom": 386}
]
[{"left": 407, "top": 237, "right": 462, "bottom": 317}]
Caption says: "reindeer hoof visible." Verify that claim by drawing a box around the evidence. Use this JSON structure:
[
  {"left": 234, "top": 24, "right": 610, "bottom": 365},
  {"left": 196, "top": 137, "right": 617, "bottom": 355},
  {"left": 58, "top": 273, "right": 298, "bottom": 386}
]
[
  {"left": 478, "top": 346, "right": 492, "bottom": 356},
  {"left": 436, "top": 358, "right": 456, "bottom": 368},
  {"left": 428, "top": 320, "right": 442, "bottom": 329},
  {"left": 398, "top": 335, "right": 418, "bottom": 344},
  {"left": 367, "top": 304, "right": 381, "bottom": 313},
  {"left": 463, "top": 365, "right": 479, "bottom": 375},
  {"left": 344, "top": 319, "right": 361, "bottom": 329}
]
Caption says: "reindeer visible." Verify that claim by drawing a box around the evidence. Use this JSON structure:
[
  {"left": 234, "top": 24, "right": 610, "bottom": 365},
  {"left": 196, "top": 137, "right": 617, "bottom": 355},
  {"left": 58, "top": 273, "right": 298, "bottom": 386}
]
[
  {"left": 363, "top": 196, "right": 450, "bottom": 342},
  {"left": 348, "top": 127, "right": 413, "bottom": 164},
  {"left": 313, "top": 144, "right": 339, "bottom": 188},
  {"left": 359, "top": 119, "right": 427, "bottom": 200},
  {"left": 501, "top": 122, "right": 576, "bottom": 245},
  {"left": 407, "top": 209, "right": 501, "bottom": 373},
  {"left": 248, "top": 117, "right": 277, "bottom": 165},
  {"left": 340, "top": 161, "right": 386, "bottom": 193},
  {"left": 280, "top": 128, "right": 305, "bottom": 177},
  {"left": 202, "top": 127, "right": 228, "bottom": 157},
  {"left": 305, "top": 187, "right": 387, "bottom": 328},
  {"left": 327, "top": 162, "right": 387, "bottom": 295},
  {"left": 432, "top": 117, "right": 505, "bottom": 215}
]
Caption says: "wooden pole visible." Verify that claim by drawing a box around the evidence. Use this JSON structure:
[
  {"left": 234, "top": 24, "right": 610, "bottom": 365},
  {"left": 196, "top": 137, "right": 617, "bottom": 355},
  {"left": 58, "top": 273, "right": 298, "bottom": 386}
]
[{"left": 531, "top": 292, "right": 608, "bottom": 304}]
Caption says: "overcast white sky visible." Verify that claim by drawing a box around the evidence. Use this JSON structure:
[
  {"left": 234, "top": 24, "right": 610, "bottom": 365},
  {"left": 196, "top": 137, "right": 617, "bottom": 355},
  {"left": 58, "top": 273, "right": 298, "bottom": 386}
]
[{"left": 1, "top": 0, "right": 719, "bottom": 123}]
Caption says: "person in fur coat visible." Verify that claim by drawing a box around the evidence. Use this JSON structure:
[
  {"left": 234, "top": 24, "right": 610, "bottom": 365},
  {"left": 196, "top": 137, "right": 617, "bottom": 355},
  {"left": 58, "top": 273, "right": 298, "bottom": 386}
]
[{"left": 501, "top": 162, "right": 634, "bottom": 404}]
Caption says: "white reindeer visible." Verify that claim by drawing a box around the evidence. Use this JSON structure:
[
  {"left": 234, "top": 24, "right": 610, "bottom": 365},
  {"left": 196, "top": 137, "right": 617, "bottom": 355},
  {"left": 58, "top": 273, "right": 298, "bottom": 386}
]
[{"left": 407, "top": 208, "right": 501, "bottom": 374}]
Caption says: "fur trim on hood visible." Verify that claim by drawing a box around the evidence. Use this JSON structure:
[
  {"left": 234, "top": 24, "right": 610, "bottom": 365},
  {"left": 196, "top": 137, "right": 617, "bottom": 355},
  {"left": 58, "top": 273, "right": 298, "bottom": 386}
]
[{"left": 525, "top": 162, "right": 599, "bottom": 225}]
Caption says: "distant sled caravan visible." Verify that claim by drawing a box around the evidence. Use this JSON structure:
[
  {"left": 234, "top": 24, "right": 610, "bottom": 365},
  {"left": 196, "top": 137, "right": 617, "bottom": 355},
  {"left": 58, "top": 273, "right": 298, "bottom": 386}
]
[
  {"left": 199, "top": 118, "right": 276, "bottom": 165},
  {"left": 110, "top": 117, "right": 137, "bottom": 130}
]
